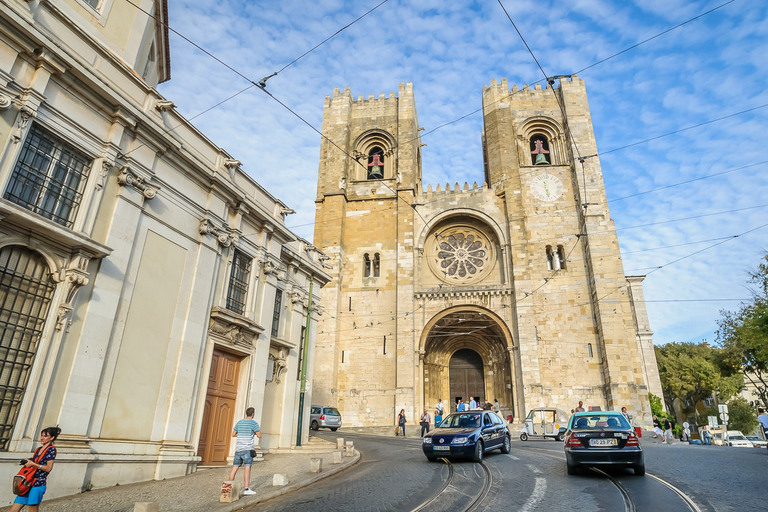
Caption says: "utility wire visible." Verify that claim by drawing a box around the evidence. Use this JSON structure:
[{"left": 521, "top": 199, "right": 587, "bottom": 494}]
[{"left": 616, "top": 203, "right": 768, "bottom": 232}]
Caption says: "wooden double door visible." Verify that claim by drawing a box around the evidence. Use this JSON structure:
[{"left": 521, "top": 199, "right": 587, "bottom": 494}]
[
  {"left": 197, "top": 349, "right": 241, "bottom": 465},
  {"left": 449, "top": 348, "right": 485, "bottom": 410}
]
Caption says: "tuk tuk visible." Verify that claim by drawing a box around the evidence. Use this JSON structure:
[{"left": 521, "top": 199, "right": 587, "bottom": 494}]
[{"left": 520, "top": 407, "right": 569, "bottom": 441}]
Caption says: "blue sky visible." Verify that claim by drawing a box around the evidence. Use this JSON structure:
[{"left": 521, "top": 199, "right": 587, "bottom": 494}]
[{"left": 158, "top": 0, "right": 768, "bottom": 347}]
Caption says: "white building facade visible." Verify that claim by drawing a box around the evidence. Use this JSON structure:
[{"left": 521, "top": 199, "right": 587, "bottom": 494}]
[{"left": 0, "top": 0, "right": 329, "bottom": 503}]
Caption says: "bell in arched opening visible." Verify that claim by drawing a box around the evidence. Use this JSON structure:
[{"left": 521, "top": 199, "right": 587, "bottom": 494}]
[
  {"left": 530, "top": 136, "right": 551, "bottom": 165},
  {"left": 368, "top": 148, "right": 384, "bottom": 179}
]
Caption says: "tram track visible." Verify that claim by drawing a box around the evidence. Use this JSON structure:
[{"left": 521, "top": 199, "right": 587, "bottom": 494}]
[
  {"left": 517, "top": 445, "right": 701, "bottom": 512},
  {"left": 410, "top": 458, "right": 492, "bottom": 512}
]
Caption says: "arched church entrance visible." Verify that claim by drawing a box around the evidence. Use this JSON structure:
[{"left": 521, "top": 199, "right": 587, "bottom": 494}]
[
  {"left": 449, "top": 349, "right": 484, "bottom": 408},
  {"left": 422, "top": 306, "right": 518, "bottom": 416}
]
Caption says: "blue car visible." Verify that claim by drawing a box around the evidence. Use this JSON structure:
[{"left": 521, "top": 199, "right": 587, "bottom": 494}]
[{"left": 422, "top": 411, "right": 511, "bottom": 461}]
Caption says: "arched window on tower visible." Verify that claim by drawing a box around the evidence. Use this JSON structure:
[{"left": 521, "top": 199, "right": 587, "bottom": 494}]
[
  {"left": 557, "top": 245, "right": 567, "bottom": 270},
  {"left": 373, "top": 253, "right": 380, "bottom": 277},
  {"left": 588, "top": 343, "right": 594, "bottom": 358},
  {"left": 367, "top": 147, "right": 385, "bottom": 179},
  {"left": 363, "top": 253, "right": 371, "bottom": 277},
  {"left": 546, "top": 245, "right": 554, "bottom": 270},
  {"left": 530, "top": 135, "right": 551, "bottom": 165}
]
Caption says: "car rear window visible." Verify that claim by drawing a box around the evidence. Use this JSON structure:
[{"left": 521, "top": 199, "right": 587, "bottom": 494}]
[
  {"left": 323, "top": 408, "right": 340, "bottom": 415},
  {"left": 571, "top": 414, "right": 631, "bottom": 430}
]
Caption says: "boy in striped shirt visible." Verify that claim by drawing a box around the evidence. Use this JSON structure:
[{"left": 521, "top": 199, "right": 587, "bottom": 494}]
[{"left": 229, "top": 407, "right": 261, "bottom": 496}]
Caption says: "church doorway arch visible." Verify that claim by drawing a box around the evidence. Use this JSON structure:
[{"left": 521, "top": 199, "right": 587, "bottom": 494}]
[
  {"left": 421, "top": 306, "right": 518, "bottom": 417},
  {"left": 449, "top": 349, "right": 484, "bottom": 408}
]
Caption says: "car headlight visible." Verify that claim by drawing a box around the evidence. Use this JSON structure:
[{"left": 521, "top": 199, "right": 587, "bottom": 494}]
[
  {"left": 423, "top": 437, "right": 432, "bottom": 444},
  {"left": 451, "top": 437, "right": 469, "bottom": 445}
]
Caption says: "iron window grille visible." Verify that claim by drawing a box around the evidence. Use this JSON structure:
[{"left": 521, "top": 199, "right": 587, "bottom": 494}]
[
  {"left": 226, "top": 250, "right": 251, "bottom": 315},
  {"left": 4, "top": 124, "right": 91, "bottom": 229},
  {"left": 271, "top": 290, "right": 282, "bottom": 338},
  {"left": 0, "top": 246, "right": 56, "bottom": 451}
]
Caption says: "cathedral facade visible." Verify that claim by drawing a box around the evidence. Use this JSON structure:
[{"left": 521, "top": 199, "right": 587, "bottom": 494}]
[{"left": 312, "top": 77, "right": 662, "bottom": 428}]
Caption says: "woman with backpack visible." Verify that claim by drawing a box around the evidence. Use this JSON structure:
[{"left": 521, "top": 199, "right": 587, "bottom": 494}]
[{"left": 11, "top": 426, "right": 61, "bottom": 512}]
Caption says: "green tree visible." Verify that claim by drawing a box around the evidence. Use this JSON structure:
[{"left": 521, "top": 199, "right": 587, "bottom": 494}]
[
  {"left": 727, "top": 396, "right": 758, "bottom": 435},
  {"left": 717, "top": 253, "right": 768, "bottom": 409},
  {"left": 656, "top": 342, "right": 743, "bottom": 425},
  {"left": 648, "top": 393, "right": 664, "bottom": 418}
]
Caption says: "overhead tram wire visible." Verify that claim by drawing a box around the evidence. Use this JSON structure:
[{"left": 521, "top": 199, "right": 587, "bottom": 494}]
[
  {"left": 118, "top": 0, "right": 391, "bottom": 156},
  {"left": 123, "top": 0, "right": 750, "bottom": 236}
]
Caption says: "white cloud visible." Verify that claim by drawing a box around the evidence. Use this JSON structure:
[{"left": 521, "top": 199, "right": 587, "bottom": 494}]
[{"left": 159, "top": 0, "right": 768, "bottom": 346}]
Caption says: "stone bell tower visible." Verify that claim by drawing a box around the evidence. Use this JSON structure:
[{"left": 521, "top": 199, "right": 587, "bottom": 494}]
[
  {"left": 312, "top": 82, "right": 424, "bottom": 425},
  {"left": 481, "top": 76, "right": 657, "bottom": 423}
]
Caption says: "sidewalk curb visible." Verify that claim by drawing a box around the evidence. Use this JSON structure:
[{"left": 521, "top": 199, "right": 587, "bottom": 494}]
[{"left": 221, "top": 450, "right": 361, "bottom": 511}]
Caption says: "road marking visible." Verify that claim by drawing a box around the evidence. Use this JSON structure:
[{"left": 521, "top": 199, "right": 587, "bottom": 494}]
[
  {"left": 526, "top": 464, "right": 542, "bottom": 474},
  {"left": 647, "top": 474, "right": 702, "bottom": 512},
  {"left": 519, "top": 477, "right": 546, "bottom": 512},
  {"left": 508, "top": 455, "right": 520, "bottom": 460}
]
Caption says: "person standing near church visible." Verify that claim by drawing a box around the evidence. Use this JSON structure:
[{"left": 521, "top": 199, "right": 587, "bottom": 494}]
[
  {"left": 398, "top": 409, "right": 407, "bottom": 438},
  {"left": 493, "top": 399, "right": 500, "bottom": 413},
  {"left": 436, "top": 399, "right": 445, "bottom": 417},
  {"left": 469, "top": 397, "right": 477, "bottom": 409},
  {"left": 420, "top": 409, "right": 431, "bottom": 437},
  {"left": 457, "top": 400, "right": 466, "bottom": 412},
  {"left": 435, "top": 408, "right": 443, "bottom": 427},
  {"left": 229, "top": 407, "right": 261, "bottom": 496}
]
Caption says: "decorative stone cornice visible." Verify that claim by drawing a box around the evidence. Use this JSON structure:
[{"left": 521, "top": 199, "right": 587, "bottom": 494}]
[
  {"left": 199, "top": 216, "right": 236, "bottom": 248},
  {"left": 11, "top": 107, "right": 34, "bottom": 144},
  {"left": 0, "top": 93, "right": 11, "bottom": 110},
  {"left": 208, "top": 307, "right": 263, "bottom": 348},
  {"left": 262, "top": 260, "right": 286, "bottom": 280},
  {"left": 95, "top": 159, "right": 114, "bottom": 191},
  {"left": 155, "top": 99, "right": 176, "bottom": 112},
  {"left": 52, "top": 253, "right": 91, "bottom": 332},
  {"left": 117, "top": 167, "right": 159, "bottom": 199},
  {"left": 414, "top": 289, "right": 514, "bottom": 299},
  {"left": 269, "top": 349, "right": 288, "bottom": 383}
]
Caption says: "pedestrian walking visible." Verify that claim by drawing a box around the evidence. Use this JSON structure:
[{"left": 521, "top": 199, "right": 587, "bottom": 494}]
[
  {"left": 229, "top": 407, "right": 261, "bottom": 496},
  {"left": 436, "top": 398, "right": 445, "bottom": 417},
  {"left": 10, "top": 426, "right": 61, "bottom": 512},
  {"left": 493, "top": 399, "right": 500, "bottom": 413},
  {"left": 575, "top": 401, "right": 585, "bottom": 412},
  {"left": 652, "top": 415, "right": 662, "bottom": 438},
  {"left": 662, "top": 416, "right": 673, "bottom": 443},
  {"left": 398, "top": 409, "right": 407, "bottom": 437},
  {"left": 420, "top": 409, "right": 431, "bottom": 437}
]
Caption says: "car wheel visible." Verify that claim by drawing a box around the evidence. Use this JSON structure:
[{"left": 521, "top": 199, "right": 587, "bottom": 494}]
[
  {"left": 566, "top": 462, "right": 578, "bottom": 475},
  {"left": 472, "top": 440, "right": 484, "bottom": 462},
  {"left": 311, "top": 420, "right": 319, "bottom": 431},
  {"left": 330, "top": 428, "right": 338, "bottom": 431},
  {"left": 500, "top": 435, "right": 511, "bottom": 454},
  {"left": 634, "top": 464, "right": 646, "bottom": 476},
  {"left": 520, "top": 432, "right": 528, "bottom": 441},
  {"left": 556, "top": 432, "right": 564, "bottom": 442}
]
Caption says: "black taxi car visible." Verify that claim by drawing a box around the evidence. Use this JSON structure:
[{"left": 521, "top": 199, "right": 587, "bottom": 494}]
[
  {"left": 563, "top": 411, "right": 645, "bottom": 476},
  {"left": 422, "top": 411, "right": 511, "bottom": 462}
]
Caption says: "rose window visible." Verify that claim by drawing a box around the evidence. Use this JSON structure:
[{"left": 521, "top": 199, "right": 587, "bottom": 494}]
[{"left": 437, "top": 233, "right": 488, "bottom": 278}]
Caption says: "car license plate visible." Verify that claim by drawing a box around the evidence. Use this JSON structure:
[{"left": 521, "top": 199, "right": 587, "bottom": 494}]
[
  {"left": 590, "top": 438, "right": 617, "bottom": 446},
  {"left": 433, "top": 446, "right": 450, "bottom": 451}
]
